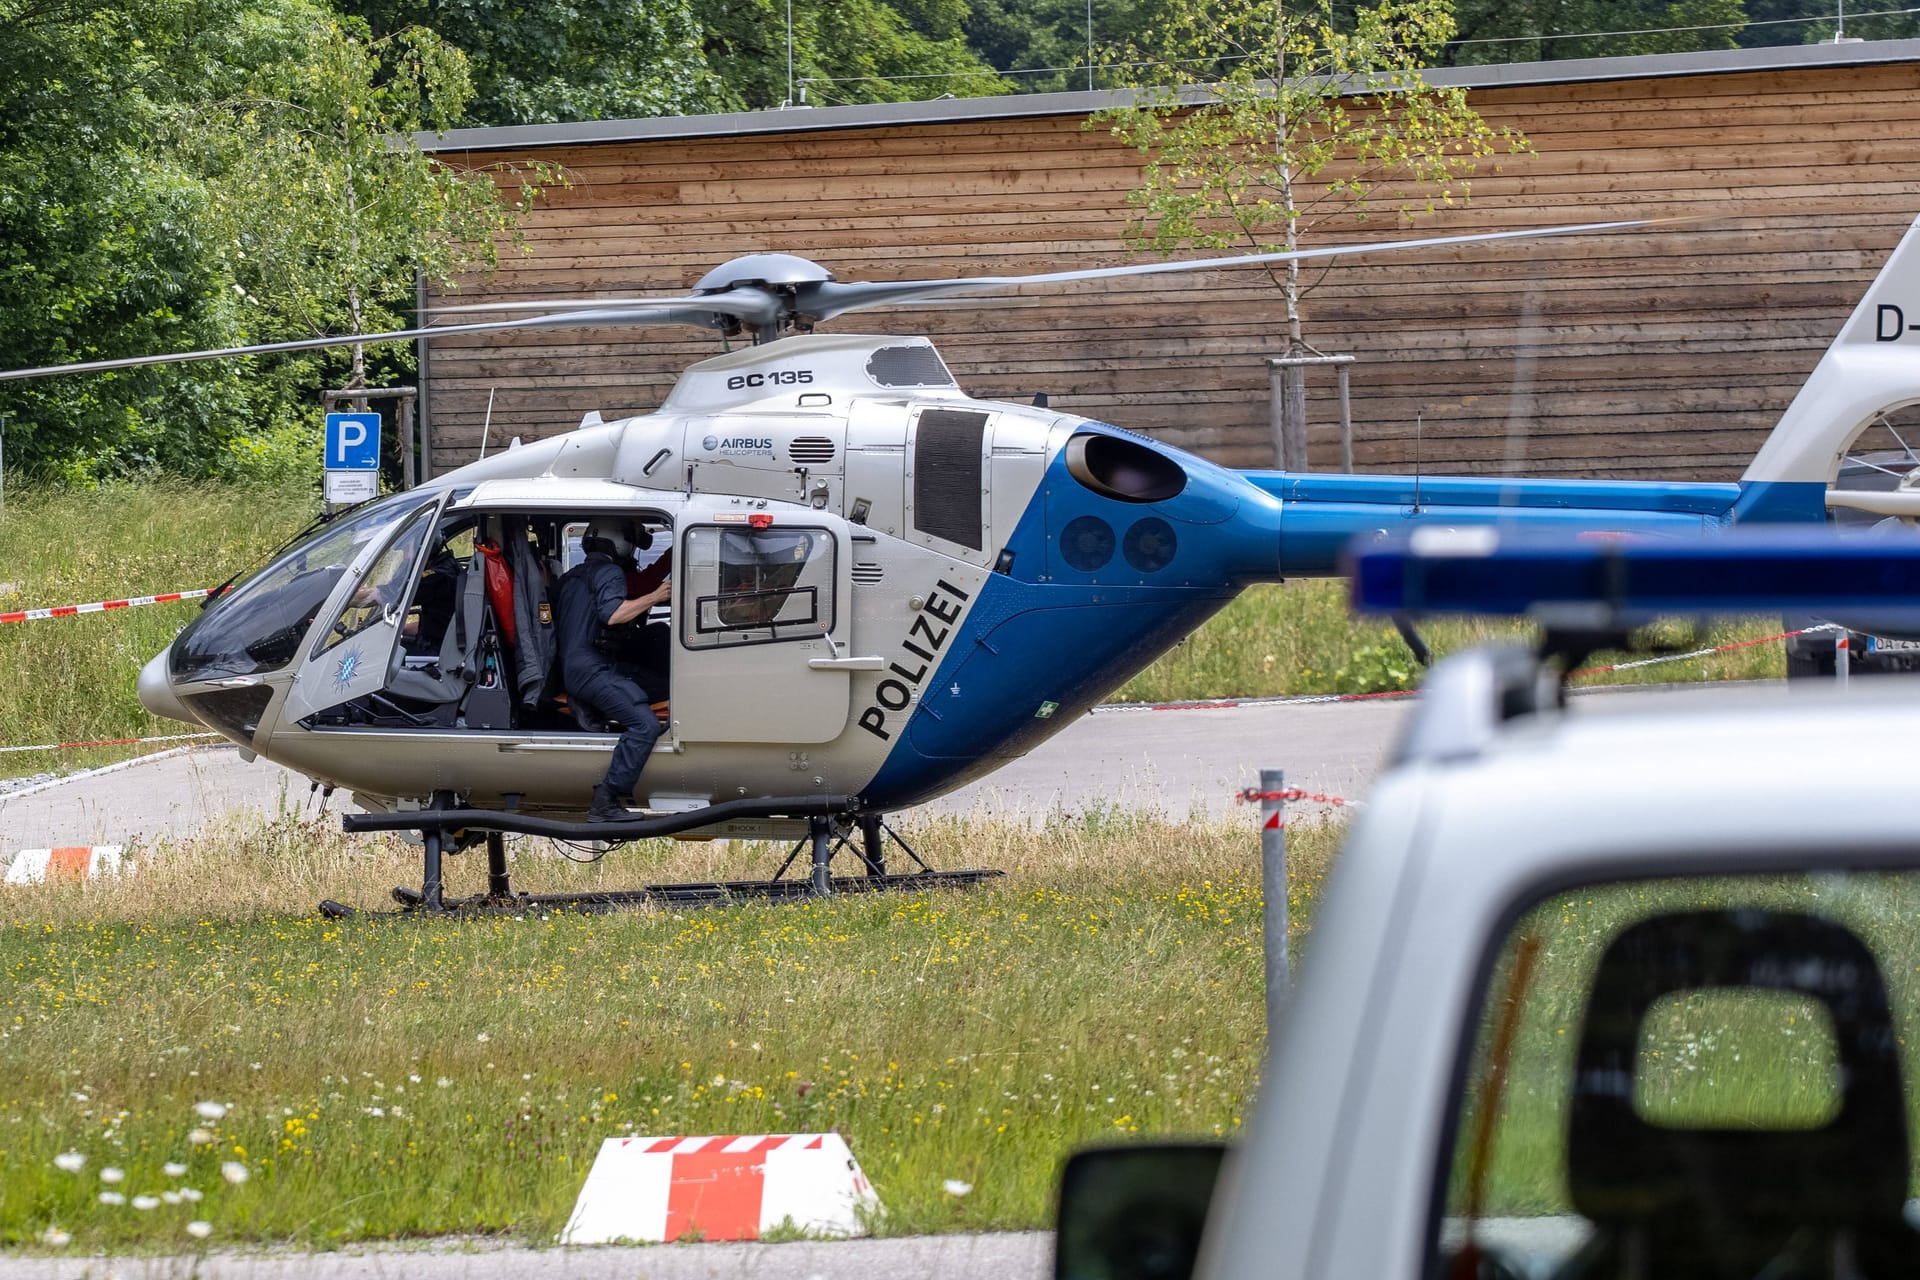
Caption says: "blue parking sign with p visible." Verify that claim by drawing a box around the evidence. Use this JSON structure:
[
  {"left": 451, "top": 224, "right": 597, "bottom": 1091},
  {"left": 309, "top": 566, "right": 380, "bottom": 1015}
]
[{"left": 325, "top": 412, "right": 381, "bottom": 470}]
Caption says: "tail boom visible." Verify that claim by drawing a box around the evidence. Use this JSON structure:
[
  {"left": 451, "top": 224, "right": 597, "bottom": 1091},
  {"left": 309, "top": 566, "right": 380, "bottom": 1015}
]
[{"left": 1248, "top": 472, "right": 1743, "bottom": 577}]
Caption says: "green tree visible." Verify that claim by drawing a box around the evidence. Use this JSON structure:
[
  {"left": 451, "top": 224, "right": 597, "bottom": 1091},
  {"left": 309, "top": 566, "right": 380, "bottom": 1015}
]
[
  {"left": 1742, "top": 0, "right": 1919, "bottom": 45},
  {"left": 1443, "top": 0, "right": 1746, "bottom": 63},
  {"left": 190, "top": 13, "right": 560, "bottom": 391},
  {"left": 1098, "top": 0, "right": 1529, "bottom": 467},
  {"left": 335, "top": 0, "right": 722, "bottom": 126},
  {"left": 694, "top": 0, "right": 1008, "bottom": 109},
  {"left": 966, "top": 0, "right": 1154, "bottom": 93},
  {"left": 0, "top": 0, "right": 271, "bottom": 478}
]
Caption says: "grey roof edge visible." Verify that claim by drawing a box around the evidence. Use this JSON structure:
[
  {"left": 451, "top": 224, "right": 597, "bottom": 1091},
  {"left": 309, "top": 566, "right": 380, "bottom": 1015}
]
[{"left": 418, "top": 37, "right": 1920, "bottom": 155}]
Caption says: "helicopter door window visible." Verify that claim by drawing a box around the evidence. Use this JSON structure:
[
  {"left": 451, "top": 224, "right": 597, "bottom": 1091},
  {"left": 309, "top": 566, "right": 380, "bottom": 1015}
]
[
  {"left": 312, "top": 505, "right": 438, "bottom": 659},
  {"left": 682, "top": 525, "right": 836, "bottom": 649}
]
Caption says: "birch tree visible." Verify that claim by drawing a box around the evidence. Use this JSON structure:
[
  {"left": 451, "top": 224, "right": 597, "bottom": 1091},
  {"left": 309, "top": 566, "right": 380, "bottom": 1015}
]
[
  {"left": 1099, "top": 0, "right": 1530, "bottom": 467},
  {"left": 198, "top": 13, "right": 558, "bottom": 390}
]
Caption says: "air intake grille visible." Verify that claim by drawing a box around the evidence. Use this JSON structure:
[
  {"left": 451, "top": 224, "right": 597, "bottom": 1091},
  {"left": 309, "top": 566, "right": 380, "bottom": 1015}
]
[
  {"left": 867, "top": 345, "right": 954, "bottom": 388},
  {"left": 912, "top": 409, "right": 987, "bottom": 550},
  {"left": 789, "top": 436, "right": 836, "bottom": 464},
  {"left": 853, "top": 562, "right": 884, "bottom": 584}
]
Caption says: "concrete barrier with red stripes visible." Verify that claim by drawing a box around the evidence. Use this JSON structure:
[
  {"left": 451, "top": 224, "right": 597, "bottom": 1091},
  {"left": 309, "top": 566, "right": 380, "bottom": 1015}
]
[
  {"left": 560, "top": 1133, "right": 880, "bottom": 1244},
  {"left": 3, "top": 846, "right": 126, "bottom": 885}
]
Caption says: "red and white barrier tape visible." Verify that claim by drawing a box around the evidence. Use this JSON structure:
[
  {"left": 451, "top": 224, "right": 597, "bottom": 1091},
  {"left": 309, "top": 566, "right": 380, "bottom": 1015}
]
[
  {"left": 1236, "top": 786, "right": 1356, "bottom": 808},
  {"left": 1095, "top": 688, "right": 1416, "bottom": 713},
  {"left": 1568, "top": 622, "right": 1841, "bottom": 678},
  {"left": 0, "top": 587, "right": 213, "bottom": 625},
  {"left": 0, "top": 731, "right": 222, "bottom": 756},
  {"left": 1101, "top": 624, "right": 1846, "bottom": 713}
]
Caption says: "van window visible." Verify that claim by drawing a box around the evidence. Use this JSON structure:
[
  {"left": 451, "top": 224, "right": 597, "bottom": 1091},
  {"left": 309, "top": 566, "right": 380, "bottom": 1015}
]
[{"left": 1431, "top": 872, "right": 1920, "bottom": 1280}]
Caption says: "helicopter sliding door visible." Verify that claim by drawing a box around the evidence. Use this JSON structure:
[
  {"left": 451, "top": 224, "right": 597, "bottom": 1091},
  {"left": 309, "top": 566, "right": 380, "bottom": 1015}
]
[{"left": 672, "top": 510, "right": 853, "bottom": 743}]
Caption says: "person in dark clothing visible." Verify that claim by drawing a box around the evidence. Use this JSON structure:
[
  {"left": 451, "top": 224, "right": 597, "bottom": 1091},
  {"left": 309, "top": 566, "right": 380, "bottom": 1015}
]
[
  {"left": 399, "top": 544, "right": 462, "bottom": 656},
  {"left": 554, "top": 518, "right": 672, "bottom": 822}
]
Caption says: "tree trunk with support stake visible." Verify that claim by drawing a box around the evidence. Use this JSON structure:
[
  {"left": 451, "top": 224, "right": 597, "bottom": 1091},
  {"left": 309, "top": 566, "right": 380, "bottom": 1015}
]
[{"left": 1281, "top": 350, "right": 1310, "bottom": 470}]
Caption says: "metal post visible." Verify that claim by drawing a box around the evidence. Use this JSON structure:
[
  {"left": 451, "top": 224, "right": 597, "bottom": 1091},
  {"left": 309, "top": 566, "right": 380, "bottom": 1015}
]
[
  {"left": 415, "top": 270, "right": 432, "bottom": 482},
  {"left": 1336, "top": 363, "right": 1354, "bottom": 472},
  {"left": 1266, "top": 363, "right": 1290, "bottom": 469},
  {"left": 0, "top": 411, "right": 8, "bottom": 509},
  {"left": 1259, "top": 768, "right": 1290, "bottom": 1030},
  {"left": 808, "top": 816, "right": 834, "bottom": 896},
  {"left": 421, "top": 827, "right": 446, "bottom": 913},
  {"left": 413, "top": 393, "right": 430, "bottom": 483},
  {"left": 858, "top": 814, "right": 887, "bottom": 876},
  {"left": 400, "top": 395, "right": 414, "bottom": 491},
  {"left": 1837, "top": 632, "right": 1851, "bottom": 685},
  {"left": 1265, "top": 354, "right": 1357, "bottom": 473},
  {"left": 486, "top": 831, "right": 510, "bottom": 899}
]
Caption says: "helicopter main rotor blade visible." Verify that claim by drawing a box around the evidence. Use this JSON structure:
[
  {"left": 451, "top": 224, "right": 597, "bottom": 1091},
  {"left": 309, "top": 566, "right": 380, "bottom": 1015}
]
[
  {"left": 0, "top": 298, "right": 766, "bottom": 384},
  {"left": 796, "top": 218, "right": 1666, "bottom": 319},
  {"left": 427, "top": 289, "right": 775, "bottom": 318}
]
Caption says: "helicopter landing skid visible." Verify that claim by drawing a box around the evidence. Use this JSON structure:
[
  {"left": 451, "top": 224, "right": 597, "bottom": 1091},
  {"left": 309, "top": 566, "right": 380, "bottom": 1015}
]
[{"left": 325, "top": 794, "right": 1003, "bottom": 918}]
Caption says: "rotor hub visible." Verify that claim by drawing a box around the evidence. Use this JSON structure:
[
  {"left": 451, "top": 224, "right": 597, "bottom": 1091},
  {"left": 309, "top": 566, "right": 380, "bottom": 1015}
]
[{"left": 695, "top": 253, "right": 835, "bottom": 295}]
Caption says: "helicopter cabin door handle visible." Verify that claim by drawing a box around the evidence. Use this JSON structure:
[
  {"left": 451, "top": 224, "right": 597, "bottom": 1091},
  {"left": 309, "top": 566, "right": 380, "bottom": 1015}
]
[{"left": 808, "top": 656, "right": 885, "bottom": 671}]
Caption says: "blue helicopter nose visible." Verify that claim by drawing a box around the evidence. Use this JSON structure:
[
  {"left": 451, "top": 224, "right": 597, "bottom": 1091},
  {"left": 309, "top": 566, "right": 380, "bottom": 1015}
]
[{"left": 860, "top": 426, "right": 1285, "bottom": 811}]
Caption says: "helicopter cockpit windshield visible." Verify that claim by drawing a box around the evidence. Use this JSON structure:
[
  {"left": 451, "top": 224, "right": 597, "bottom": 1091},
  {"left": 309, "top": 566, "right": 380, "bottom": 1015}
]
[{"left": 170, "top": 493, "right": 433, "bottom": 685}]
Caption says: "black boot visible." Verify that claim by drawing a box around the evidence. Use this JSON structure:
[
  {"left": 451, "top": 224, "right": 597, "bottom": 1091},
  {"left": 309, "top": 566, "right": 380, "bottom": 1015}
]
[{"left": 588, "top": 785, "right": 638, "bottom": 823}]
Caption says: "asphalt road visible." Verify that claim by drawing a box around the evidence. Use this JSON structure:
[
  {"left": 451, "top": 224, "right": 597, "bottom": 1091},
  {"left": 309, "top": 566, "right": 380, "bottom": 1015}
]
[
  {"left": 0, "top": 1232, "right": 1052, "bottom": 1280},
  {"left": 0, "top": 695, "right": 1412, "bottom": 854}
]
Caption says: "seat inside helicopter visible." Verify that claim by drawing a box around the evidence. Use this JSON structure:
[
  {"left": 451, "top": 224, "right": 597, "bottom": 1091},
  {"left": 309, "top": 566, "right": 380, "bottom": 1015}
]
[{"left": 305, "top": 507, "right": 679, "bottom": 734}]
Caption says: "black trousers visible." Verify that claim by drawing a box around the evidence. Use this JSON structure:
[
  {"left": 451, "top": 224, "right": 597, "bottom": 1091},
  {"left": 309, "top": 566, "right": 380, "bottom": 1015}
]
[{"left": 569, "top": 667, "right": 661, "bottom": 797}]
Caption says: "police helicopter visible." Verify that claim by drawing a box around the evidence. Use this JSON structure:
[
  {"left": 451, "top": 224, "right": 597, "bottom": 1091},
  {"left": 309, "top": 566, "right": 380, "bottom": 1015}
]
[{"left": 5, "top": 212, "right": 1918, "bottom": 915}]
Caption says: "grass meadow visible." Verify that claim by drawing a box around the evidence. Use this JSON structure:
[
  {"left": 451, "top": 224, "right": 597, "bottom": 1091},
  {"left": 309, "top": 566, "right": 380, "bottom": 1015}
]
[
  {"left": 0, "top": 482, "right": 315, "bottom": 777},
  {"left": 0, "top": 483, "right": 1787, "bottom": 782},
  {"left": 0, "top": 810, "right": 1343, "bottom": 1250},
  {"left": 0, "top": 480, "right": 1807, "bottom": 1255}
]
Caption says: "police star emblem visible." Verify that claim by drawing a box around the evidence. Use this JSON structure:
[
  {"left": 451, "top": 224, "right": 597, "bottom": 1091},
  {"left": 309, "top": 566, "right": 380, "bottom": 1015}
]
[{"left": 333, "top": 648, "right": 364, "bottom": 692}]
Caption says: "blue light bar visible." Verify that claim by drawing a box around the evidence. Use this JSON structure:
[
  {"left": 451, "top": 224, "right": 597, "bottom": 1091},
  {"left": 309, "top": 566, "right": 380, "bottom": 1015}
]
[{"left": 1349, "top": 529, "right": 1920, "bottom": 620}]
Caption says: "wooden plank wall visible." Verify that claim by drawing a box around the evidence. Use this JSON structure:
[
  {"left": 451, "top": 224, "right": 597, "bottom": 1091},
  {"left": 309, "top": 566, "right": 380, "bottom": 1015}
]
[{"left": 423, "top": 61, "right": 1920, "bottom": 479}]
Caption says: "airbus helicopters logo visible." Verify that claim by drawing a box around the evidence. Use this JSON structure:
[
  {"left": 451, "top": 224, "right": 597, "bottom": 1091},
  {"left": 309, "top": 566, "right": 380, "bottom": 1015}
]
[
  {"left": 701, "top": 433, "right": 776, "bottom": 458},
  {"left": 1877, "top": 304, "right": 1920, "bottom": 341}
]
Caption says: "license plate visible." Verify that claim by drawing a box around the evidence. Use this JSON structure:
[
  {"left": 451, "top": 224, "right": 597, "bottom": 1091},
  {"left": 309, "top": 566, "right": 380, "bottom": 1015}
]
[{"left": 1866, "top": 636, "right": 1920, "bottom": 653}]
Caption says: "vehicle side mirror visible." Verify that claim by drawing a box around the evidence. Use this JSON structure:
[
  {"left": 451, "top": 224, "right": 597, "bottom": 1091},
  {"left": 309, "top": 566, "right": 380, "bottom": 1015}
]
[{"left": 1055, "top": 1142, "right": 1228, "bottom": 1280}]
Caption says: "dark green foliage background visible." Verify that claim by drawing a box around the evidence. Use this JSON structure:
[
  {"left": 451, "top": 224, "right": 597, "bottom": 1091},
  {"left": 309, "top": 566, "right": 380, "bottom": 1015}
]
[{"left": 0, "top": 0, "right": 1892, "bottom": 481}]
